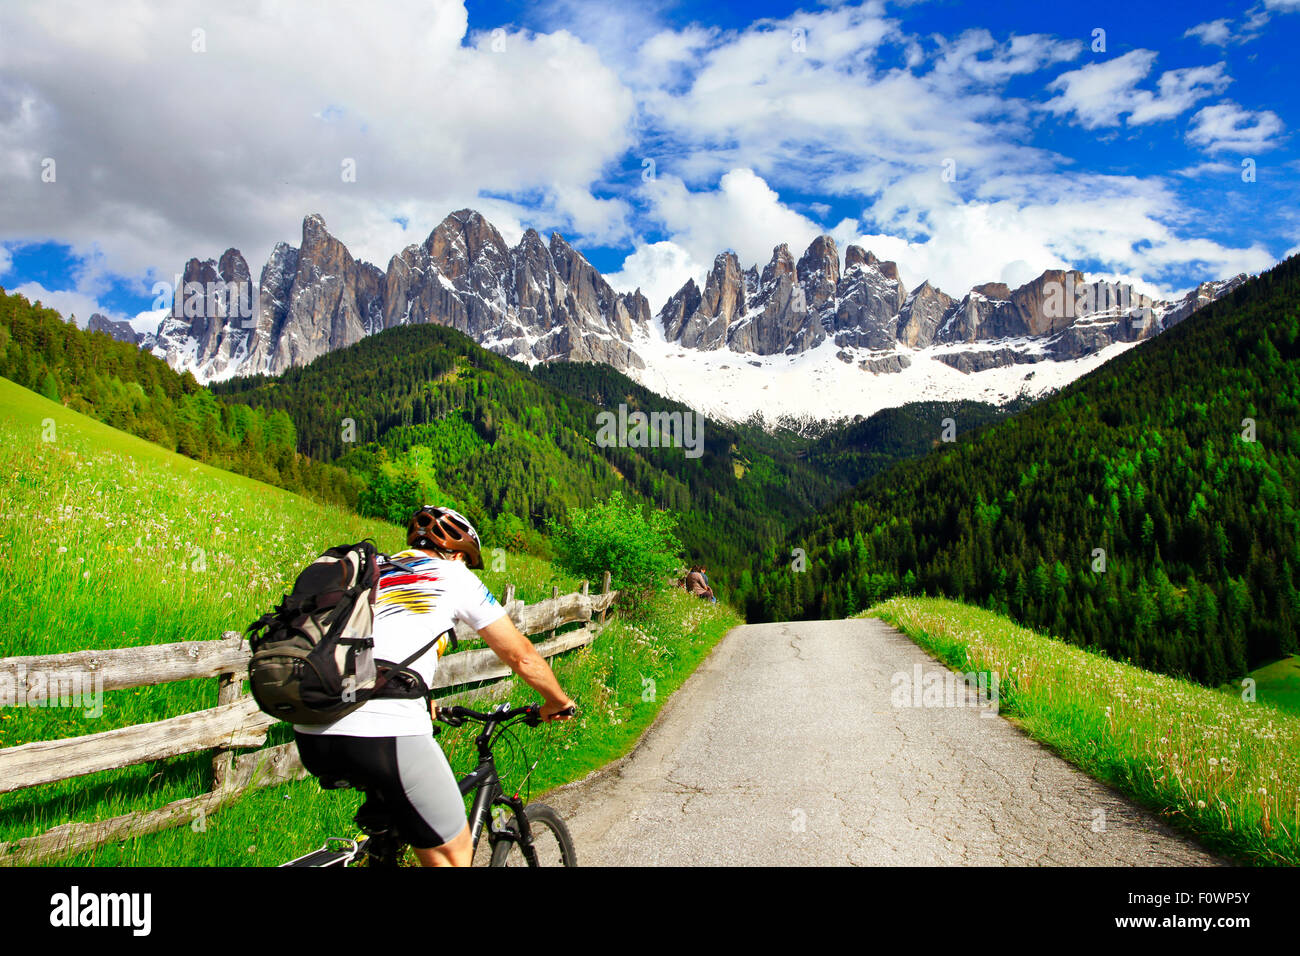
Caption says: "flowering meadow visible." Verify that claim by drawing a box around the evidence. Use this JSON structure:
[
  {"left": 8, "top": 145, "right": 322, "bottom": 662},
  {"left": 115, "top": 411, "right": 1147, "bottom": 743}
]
[{"left": 870, "top": 596, "right": 1300, "bottom": 865}]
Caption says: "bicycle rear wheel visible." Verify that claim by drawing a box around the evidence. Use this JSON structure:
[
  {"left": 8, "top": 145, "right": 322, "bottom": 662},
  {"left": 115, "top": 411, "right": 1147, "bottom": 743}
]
[{"left": 489, "top": 803, "right": 576, "bottom": 867}]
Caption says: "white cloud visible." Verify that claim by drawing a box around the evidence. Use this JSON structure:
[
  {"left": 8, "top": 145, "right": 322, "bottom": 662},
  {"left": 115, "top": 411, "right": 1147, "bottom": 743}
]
[
  {"left": 605, "top": 240, "right": 701, "bottom": 307},
  {"left": 10, "top": 282, "right": 105, "bottom": 327},
  {"left": 617, "top": 9, "right": 1279, "bottom": 308},
  {"left": 131, "top": 308, "right": 168, "bottom": 336},
  {"left": 0, "top": 0, "right": 1289, "bottom": 325},
  {"left": 999, "top": 259, "right": 1039, "bottom": 289},
  {"left": 0, "top": 0, "right": 635, "bottom": 282},
  {"left": 1130, "top": 64, "right": 1233, "bottom": 124},
  {"left": 1187, "top": 101, "right": 1285, "bottom": 153},
  {"left": 1044, "top": 51, "right": 1230, "bottom": 128},
  {"left": 931, "top": 29, "right": 1082, "bottom": 85},
  {"left": 844, "top": 170, "right": 1274, "bottom": 299},
  {"left": 644, "top": 169, "right": 829, "bottom": 272},
  {"left": 1182, "top": 1, "right": 1300, "bottom": 48},
  {"left": 0, "top": 244, "right": 11, "bottom": 276},
  {"left": 538, "top": 187, "right": 634, "bottom": 248},
  {"left": 1173, "top": 160, "right": 1239, "bottom": 177},
  {"left": 1044, "top": 51, "right": 1158, "bottom": 127},
  {"left": 1185, "top": 19, "right": 1234, "bottom": 46},
  {"left": 610, "top": 166, "right": 890, "bottom": 308}
]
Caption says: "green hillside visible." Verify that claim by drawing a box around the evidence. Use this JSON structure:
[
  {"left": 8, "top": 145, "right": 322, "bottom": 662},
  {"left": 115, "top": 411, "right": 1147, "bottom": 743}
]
[
  {"left": 1224, "top": 655, "right": 1300, "bottom": 715},
  {"left": 0, "top": 376, "right": 740, "bottom": 864},
  {"left": 0, "top": 286, "right": 359, "bottom": 505},
  {"left": 214, "top": 324, "right": 1011, "bottom": 603},
  {"left": 757, "top": 256, "right": 1300, "bottom": 686}
]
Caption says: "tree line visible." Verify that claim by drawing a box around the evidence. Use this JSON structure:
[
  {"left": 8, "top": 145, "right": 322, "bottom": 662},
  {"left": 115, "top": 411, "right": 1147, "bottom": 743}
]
[{"left": 751, "top": 256, "right": 1300, "bottom": 686}]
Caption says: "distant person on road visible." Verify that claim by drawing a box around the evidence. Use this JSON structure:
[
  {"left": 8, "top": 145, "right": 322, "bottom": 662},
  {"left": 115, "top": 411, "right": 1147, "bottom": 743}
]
[
  {"left": 700, "top": 566, "right": 717, "bottom": 604},
  {"left": 685, "top": 565, "right": 715, "bottom": 602}
]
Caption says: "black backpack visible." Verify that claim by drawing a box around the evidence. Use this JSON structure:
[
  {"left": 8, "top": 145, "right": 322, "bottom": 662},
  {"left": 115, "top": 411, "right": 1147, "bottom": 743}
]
[{"left": 246, "top": 541, "right": 450, "bottom": 725}]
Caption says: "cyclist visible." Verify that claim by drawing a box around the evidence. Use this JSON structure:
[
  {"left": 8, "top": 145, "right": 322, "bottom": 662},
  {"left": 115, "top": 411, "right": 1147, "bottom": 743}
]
[{"left": 293, "top": 505, "right": 576, "bottom": 867}]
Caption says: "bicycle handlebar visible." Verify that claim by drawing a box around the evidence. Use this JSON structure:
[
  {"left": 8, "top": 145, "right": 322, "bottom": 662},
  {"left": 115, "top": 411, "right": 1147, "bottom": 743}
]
[{"left": 437, "top": 703, "right": 576, "bottom": 728}]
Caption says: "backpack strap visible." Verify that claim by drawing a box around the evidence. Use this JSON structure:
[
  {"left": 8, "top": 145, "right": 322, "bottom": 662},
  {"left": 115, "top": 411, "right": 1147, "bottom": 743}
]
[
  {"left": 366, "top": 628, "right": 449, "bottom": 699},
  {"left": 379, "top": 553, "right": 420, "bottom": 575}
]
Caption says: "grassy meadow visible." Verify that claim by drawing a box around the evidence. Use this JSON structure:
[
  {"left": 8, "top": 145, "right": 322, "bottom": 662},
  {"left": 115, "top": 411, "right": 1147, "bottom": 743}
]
[
  {"left": 0, "top": 378, "right": 740, "bottom": 864},
  {"left": 1223, "top": 655, "right": 1300, "bottom": 717},
  {"left": 869, "top": 596, "right": 1300, "bottom": 866}
]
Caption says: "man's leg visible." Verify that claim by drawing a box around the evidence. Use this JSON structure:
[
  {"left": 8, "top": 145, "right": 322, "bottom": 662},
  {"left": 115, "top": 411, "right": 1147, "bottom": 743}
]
[
  {"left": 394, "top": 735, "right": 470, "bottom": 865},
  {"left": 414, "top": 823, "right": 472, "bottom": 867}
]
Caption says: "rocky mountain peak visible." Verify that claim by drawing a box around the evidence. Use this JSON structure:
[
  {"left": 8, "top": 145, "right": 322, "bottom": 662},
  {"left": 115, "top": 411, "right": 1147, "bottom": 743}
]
[
  {"left": 548, "top": 231, "right": 587, "bottom": 285},
  {"left": 972, "top": 281, "right": 1012, "bottom": 300},
  {"left": 301, "top": 213, "right": 330, "bottom": 247},
  {"left": 426, "top": 208, "right": 509, "bottom": 280},
  {"left": 760, "top": 243, "right": 796, "bottom": 287},
  {"left": 147, "top": 207, "right": 1246, "bottom": 398},
  {"left": 853, "top": 248, "right": 902, "bottom": 283},
  {"left": 797, "top": 235, "right": 840, "bottom": 284},
  {"left": 87, "top": 312, "right": 141, "bottom": 345}
]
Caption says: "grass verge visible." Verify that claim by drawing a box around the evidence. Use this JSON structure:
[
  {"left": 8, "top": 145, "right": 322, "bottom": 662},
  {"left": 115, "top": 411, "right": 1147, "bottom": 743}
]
[{"left": 868, "top": 596, "right": 1300, "bottom": 867}]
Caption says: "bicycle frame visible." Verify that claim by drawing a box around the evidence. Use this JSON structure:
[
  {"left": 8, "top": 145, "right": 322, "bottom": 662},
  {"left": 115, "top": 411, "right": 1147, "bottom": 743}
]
[{"left": 460, "top": 713, "right": 539, "bottom": 865}]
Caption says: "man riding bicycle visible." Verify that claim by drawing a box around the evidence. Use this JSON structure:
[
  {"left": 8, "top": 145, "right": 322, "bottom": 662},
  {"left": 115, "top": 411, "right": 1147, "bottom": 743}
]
[{"left": 293, "top": 505, "right": 576, "bottom": 867}]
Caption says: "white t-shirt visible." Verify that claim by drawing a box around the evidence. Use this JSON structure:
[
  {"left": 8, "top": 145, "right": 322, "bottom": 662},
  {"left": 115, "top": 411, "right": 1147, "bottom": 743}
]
[{"left": 295, "top": 550, "right": 508, "bottom": 738}]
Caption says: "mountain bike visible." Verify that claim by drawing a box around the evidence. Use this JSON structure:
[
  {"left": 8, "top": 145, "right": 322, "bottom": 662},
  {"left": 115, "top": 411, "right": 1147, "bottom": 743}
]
[{"left": 282, "top": 702, "right": 577, "bottom": 867}]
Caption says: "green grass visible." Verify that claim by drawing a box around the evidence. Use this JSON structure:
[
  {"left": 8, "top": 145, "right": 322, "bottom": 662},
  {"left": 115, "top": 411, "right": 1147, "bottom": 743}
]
[
  {"left": 868, "top": 596, "right": 1300, "bottom": 866},
  {"left": 1221, "top": 656, "right": 1300, "bottom": 717},
  {"left": 0, "top": 377, "right": 741, "bottom": 864}
]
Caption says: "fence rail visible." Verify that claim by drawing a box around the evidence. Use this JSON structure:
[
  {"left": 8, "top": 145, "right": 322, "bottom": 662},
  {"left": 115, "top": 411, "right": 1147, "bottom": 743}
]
[{"left": 0, "top": 571, "right": 616, "bottom": 866}]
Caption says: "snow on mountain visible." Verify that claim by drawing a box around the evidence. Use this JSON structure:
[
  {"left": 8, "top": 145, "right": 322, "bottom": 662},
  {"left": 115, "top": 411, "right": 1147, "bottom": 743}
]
[{"left": 141, "top": 208, "right": 1250, "bottom": 423}]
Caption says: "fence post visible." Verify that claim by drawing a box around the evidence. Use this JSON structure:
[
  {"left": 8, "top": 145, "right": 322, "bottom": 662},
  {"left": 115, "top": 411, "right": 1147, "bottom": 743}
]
[
  {"left": 211, "top": 670, "right": 243, "bottom": 791},
  {"left": 549, "top": 585, "right": 560, "bottom": 641},
  {"left": 599, "top": 570, "right": 612, "bottom": 624}
]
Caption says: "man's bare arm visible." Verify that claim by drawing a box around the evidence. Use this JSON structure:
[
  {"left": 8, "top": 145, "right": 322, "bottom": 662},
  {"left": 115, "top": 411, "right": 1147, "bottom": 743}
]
[{"left": 476, "top": 614, "right": 575, "bottom": 720}]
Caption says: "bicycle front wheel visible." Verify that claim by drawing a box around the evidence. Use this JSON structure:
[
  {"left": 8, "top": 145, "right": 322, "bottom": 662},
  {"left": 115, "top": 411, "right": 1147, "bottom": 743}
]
[{"left": 489, "top": 803, "right": 576, "bottom": 867}]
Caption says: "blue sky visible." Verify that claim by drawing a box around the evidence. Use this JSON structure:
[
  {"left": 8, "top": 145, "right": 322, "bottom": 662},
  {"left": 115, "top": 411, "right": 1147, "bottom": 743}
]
[{"left": 0, "top": 0, "right": 1296, "bottom": 329}]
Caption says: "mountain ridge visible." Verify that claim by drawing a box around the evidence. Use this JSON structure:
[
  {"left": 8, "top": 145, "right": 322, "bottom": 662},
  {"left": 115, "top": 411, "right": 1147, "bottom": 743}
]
[{"left": 141, "top": 209, "right": 1250, "bottom": 421}]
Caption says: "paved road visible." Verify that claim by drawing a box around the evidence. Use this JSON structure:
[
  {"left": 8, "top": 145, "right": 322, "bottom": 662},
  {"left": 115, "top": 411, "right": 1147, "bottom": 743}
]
[{"left": 545, "top": 619, "right": 1221, "bottom": 866}]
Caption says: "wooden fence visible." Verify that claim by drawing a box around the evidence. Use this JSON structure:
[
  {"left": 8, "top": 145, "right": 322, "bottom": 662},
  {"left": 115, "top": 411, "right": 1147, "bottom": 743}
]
[{"left": 0, "top": 572, "right": 616, "bottom": 866}]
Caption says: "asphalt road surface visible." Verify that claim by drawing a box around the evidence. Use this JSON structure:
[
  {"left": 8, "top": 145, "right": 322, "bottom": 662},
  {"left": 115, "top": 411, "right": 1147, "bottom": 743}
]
[{"left": 544, "top": 618, "right": 1222, "bottom": 866}]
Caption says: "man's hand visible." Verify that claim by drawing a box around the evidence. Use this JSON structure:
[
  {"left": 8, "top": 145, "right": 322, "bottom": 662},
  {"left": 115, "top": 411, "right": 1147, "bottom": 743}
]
[{"left": 540, "top": 697, "right": 577, "bottom": 722}]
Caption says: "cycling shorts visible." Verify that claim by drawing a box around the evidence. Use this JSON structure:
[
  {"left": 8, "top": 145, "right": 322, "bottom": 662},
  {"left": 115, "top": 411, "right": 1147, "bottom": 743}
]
[{"left": 295, "top": 731, "right": 466, "bottom": 849}]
